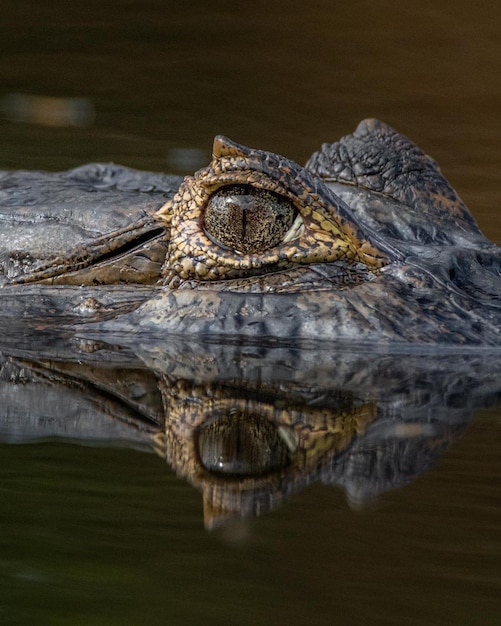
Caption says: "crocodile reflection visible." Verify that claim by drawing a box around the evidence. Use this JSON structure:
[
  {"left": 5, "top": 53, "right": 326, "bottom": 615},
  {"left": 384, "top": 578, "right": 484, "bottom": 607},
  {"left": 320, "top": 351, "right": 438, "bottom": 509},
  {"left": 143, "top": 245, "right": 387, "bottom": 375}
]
[
  {"left": 0, "top": 335, "right": 496, "bottom": 528},
  {"left": 152, "top": 379, "right": 377, "bottom": 527}
]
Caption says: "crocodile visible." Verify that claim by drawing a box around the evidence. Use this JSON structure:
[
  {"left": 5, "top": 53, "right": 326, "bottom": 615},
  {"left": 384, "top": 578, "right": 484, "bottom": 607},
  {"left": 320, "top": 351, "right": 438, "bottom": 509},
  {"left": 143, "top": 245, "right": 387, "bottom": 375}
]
[{"left": 1, "top": 118, "right": 500, "bottom": 345}]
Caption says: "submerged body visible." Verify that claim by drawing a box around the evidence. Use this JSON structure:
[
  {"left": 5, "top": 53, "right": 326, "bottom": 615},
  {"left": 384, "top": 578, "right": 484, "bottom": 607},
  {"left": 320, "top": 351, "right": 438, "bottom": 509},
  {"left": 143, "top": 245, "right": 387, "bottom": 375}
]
[{"left": 1, "top": 119, "right": 500, "bottom": 345}]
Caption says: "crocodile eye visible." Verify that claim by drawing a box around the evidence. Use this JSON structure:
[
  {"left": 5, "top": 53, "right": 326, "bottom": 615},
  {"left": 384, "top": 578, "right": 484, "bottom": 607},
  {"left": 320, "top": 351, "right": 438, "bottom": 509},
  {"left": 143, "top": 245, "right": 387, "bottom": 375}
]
[
  {"left": 204, "top": 184, "right": 299, "bottom": 253},
  {"left": 196, "top": 411, "right": 291, "bottom": 477}
]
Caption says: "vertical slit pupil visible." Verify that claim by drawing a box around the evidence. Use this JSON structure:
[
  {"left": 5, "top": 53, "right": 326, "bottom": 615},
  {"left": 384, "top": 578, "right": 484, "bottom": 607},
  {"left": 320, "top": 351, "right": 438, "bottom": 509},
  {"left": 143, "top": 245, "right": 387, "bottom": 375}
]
[{"left": 204, "top": 184, "right": 296, "bottom": 253}]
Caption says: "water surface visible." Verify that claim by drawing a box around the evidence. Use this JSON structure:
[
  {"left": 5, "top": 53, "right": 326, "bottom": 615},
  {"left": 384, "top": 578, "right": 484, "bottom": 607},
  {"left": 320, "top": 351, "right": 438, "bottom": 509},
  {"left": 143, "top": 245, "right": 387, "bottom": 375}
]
[{"left": 1, "top": 2, "right": 501, "bottom": 624}]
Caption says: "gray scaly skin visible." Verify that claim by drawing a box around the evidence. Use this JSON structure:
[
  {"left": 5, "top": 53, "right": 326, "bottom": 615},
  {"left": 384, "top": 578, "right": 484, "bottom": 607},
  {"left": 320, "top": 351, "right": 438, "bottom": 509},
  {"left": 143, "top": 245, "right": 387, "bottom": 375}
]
[{"left": 0, "top": 119, "right": 500, "bottom": 345}]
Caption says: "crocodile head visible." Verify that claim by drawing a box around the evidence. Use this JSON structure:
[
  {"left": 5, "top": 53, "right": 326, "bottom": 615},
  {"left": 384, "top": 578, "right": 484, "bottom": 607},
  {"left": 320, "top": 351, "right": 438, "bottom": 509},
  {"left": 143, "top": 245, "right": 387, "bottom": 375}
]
[
  {"left": 145, "top": 119, "right": 501, "bottom": 345},
  {"left": 3, "top": 119, "right": 501, "bottom": 344}
]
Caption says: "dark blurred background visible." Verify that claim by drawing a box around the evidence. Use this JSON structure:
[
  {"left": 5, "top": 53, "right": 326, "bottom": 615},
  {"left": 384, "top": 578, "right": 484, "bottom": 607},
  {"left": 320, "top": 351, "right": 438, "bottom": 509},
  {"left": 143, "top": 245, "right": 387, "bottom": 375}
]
[{"left": 1, "top": 0, "right": 501, "bottom": 241}]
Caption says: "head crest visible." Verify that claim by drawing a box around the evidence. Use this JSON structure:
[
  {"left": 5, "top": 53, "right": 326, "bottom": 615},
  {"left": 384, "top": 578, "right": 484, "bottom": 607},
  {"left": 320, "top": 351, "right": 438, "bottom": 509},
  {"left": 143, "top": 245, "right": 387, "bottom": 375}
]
[{"left": 212, "top": 135, "right": 251, "bottom": 159}]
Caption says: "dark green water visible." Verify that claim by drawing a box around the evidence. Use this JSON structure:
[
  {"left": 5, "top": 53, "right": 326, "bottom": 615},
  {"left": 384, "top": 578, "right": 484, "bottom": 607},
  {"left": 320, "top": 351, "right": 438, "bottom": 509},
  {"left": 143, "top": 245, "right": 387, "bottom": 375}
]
[
  {"left": 0, "top": 415, "right": 500, "bottom": 625},
  {"left": 1, "top": 1, "right": 501, "bottom": 624}
]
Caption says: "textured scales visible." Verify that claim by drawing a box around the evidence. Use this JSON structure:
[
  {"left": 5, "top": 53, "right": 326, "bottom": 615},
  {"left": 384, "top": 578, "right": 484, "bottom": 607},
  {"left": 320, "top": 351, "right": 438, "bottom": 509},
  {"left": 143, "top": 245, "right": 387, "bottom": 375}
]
[
  {"left": 306, "top": 118, "right": 483, "bottom": 243},
  {"left": 0, "top": 163, "right": 181, "bottom": 286},
  {"left": 16, "top": 218, "right": 168, "bottom": 286},
  {"left": 157, "top": 135, "right": 388, "bottom": 287}
]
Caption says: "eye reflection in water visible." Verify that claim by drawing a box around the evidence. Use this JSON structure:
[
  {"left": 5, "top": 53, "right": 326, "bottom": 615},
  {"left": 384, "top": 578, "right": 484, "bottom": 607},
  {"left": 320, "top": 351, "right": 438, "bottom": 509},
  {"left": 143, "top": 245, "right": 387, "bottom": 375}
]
[
  {"left": 196, "top": 410, "right": 293, "bottom": 478},
  {"left": 153, "top": 378, "right": 379, "bottom": 529}
]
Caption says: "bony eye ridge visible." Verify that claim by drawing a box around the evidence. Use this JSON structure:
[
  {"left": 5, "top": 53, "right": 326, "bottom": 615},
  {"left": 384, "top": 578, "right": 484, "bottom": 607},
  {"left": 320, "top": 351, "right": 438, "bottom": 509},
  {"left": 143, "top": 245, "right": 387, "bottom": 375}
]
[{"left": 204, "top": 184, "right": 299, "bottom": 254}]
